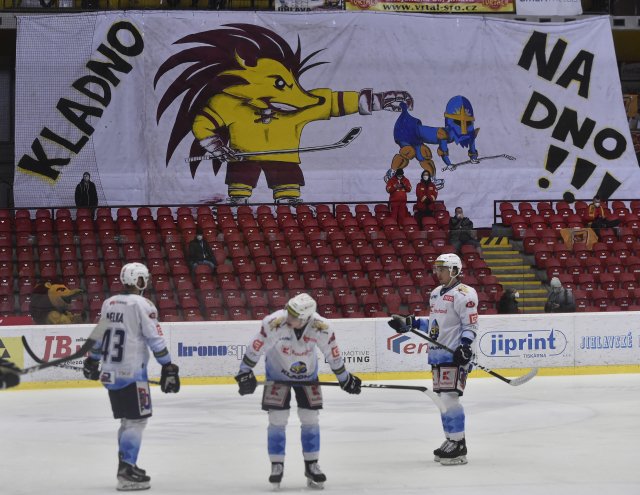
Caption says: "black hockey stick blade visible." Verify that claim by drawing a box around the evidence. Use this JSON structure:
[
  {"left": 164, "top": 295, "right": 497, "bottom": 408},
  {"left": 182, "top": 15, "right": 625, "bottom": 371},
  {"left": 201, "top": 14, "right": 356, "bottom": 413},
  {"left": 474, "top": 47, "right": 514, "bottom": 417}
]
[
  {"left": 19, "top": 323, "right": 107, "bottom": 375},
  {"left": 261, "top": 380, "right": 446, "bottom": 413},
  {"left": 409, "top": 329, "right": 537, "bottom": 387},
  {"left": 186, "top": 127, "right": 362, "bottom": 163}
]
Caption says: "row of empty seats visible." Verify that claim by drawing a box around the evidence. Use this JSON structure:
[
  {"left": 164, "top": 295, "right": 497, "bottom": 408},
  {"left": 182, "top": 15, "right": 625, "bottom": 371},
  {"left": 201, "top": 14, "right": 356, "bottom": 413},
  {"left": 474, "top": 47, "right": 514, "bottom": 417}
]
[{"left": 0, "top": 203, "right": 502, "bottom": 320}]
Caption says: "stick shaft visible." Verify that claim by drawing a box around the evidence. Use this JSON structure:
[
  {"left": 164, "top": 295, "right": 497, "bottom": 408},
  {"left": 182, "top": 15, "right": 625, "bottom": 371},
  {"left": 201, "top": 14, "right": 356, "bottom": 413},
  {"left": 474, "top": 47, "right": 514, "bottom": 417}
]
[
  {"left": 186, "top": 127, "right": 361, "bottom": 163},
  {"left": 409, "top": 329, "right": 537, "bottom": 386}
]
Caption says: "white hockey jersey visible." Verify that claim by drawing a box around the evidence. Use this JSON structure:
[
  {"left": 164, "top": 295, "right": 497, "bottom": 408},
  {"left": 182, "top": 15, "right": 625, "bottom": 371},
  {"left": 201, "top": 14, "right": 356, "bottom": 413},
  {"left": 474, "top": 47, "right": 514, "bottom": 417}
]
[
  {"left": 416, "top": 281, "right": 479, "bottom": 365},
  {"left": 240, "top": 309, "right": 349, "bottom": 383},
  {"left": 89, "top": 294, "right": 172, "bottom": 390}
]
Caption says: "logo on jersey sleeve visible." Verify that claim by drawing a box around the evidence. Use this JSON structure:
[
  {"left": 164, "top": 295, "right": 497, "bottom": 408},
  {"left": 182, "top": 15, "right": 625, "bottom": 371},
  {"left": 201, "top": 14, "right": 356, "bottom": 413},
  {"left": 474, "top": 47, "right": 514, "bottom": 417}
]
[
  {"left": 469, "top": 313, "right": 478, "bottom": 324},
  {"left": 155, "top": 323, "right": 164, "bottom": 336},
  {"left": 252, "top": 339, "right": 264, "bottom": 352},
  {"left": 331, "top": 345, "right": 340, "bottom": 358},
  {"left": 466, "top": 301, "right": 476, "bottom": 308}
]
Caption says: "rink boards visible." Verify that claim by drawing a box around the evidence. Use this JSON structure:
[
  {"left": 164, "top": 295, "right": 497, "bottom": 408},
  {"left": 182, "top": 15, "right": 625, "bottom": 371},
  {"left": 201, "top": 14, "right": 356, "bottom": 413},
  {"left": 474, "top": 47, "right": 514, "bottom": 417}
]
[{"left": 1, "top": 312, "right": 639, "bottom": 387}]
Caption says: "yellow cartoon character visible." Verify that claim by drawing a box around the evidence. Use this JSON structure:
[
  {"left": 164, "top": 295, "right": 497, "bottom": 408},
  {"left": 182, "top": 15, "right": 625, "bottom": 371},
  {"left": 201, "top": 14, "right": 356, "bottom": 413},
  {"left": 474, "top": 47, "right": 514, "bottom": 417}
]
[
  {"left": 155, "top": 23, "right": 413, "bottom": 205},
  {"left": 29, "top": 282, "right": 85, "bottom": 325}
]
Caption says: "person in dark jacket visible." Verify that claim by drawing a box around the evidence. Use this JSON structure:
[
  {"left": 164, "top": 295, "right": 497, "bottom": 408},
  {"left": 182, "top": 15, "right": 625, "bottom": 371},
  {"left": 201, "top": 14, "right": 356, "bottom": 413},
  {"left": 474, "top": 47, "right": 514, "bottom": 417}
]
[
  {"left": 544, "top": 277, "right": 576, "bottom": 313},
  {"left": 497, "top": 288, "right": 520, "bottom": 314},
  {"left": 449, "top": 207, "right": 480, "bottom": 253},
  {"left": 74, "top": 172, "right": 98, "bottom": 213},
  {"left": 187, "top": 229, "right": 217, "bottom": 273}
]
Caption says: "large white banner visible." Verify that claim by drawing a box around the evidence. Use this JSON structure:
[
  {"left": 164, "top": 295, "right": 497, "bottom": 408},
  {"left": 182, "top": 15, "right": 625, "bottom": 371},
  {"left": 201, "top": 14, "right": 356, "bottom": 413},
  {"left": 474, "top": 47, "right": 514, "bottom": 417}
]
[{"left": 14, "top": 13, "right": 635, "bottom": 227}]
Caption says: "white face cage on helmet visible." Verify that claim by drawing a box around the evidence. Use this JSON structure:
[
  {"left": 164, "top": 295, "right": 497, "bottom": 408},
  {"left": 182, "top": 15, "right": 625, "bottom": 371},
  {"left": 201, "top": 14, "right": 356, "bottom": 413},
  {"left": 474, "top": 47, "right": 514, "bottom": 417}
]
[
  {"left": 434, "top": 253, "right": 462, "bottom": 279},
  {"left": 286, "top": 293, "right": 317, "bottom": 322},
  {"left": 120, "top": 262, "right": 150, "bottom": 290}
]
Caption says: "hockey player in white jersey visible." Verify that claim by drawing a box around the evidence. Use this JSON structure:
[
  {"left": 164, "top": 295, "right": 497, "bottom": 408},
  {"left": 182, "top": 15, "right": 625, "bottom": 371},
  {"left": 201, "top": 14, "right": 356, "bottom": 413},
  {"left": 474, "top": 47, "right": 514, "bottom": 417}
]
[
  {"left": 235, "top": 293, "right": 362, "bottom": 489},
  {"left": 83, "top": 262, "right": 180, "bottom": 491},
  {"left": 388, "top": 253, "right": 478, "bottom": 465}
]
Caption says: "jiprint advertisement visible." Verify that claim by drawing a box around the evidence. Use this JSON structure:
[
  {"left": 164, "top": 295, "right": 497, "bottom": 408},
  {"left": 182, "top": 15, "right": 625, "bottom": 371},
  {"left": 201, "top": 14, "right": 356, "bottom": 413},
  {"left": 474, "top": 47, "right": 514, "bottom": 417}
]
[{"left": 14, "top": 13, "right": 635, "bottom": 227}]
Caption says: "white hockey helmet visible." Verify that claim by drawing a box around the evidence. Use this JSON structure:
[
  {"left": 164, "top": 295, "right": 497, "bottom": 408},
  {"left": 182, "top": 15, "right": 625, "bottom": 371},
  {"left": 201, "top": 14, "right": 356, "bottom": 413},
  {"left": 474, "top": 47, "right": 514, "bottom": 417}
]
[
  {"left": 120, "top": 262, "right": 150, "bottom": 290},
  {"left": 285, "top": 293, "right": 317, "bottom": 322},
  {"left": 434, "top": 253, "right": 462, "bottom": 278}
]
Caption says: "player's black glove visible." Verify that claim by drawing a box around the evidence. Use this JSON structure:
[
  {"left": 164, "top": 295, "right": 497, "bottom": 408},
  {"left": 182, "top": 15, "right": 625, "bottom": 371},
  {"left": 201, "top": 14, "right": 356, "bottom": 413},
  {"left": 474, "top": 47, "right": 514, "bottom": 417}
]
[
  {"left": 340, "top": 373, "right": 362, "bottom": 395},
  {"left": 0, "top": 358, "right": 21, "bottom": 389},
  {"left": 235, "top": 370, "right": 257, "bottom": 396},
  {"left": 160, "top": 363, "right": 180, "bottom": 393},
  {"left": 82, "top": 357, "right": 101, "bottom": 381},
  {"left": 453, "top": 339, "right": 474, "bottom": 366},
  {"left": 387, "top": 314, "right": 415, "bottom": 334}
]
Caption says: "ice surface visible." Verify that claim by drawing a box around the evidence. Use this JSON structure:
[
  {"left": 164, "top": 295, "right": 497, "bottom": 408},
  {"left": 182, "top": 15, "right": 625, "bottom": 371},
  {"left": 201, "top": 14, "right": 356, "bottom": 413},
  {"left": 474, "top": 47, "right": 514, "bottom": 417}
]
[{"left": 1, "top": 374, "right": 638, "bottom": 494}]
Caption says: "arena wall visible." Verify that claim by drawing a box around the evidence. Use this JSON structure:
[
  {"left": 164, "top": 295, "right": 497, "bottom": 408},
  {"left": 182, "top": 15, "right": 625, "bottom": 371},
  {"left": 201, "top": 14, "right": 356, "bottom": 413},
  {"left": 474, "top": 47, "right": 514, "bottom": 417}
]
[{"left": 2, "top": 312, "right": 638, "bottom": 388}]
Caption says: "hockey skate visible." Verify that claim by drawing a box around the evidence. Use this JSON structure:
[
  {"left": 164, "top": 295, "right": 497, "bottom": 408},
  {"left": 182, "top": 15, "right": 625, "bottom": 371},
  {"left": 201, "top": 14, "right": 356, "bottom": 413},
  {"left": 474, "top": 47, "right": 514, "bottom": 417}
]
[
  {"left": 269, "top": 462, "right": 284, "bottom": 490},
  {"left": 437, "top": 439, "right": 467, "bottom": 466},
  {"left": 304, "top": 460, "right": 326, "bottom": 490},
  {"left": 117, "top": 461, "right": 151, "bottom": 491},
  {"left": 433, "top": 439, "right": 451, "bottom": 463}
]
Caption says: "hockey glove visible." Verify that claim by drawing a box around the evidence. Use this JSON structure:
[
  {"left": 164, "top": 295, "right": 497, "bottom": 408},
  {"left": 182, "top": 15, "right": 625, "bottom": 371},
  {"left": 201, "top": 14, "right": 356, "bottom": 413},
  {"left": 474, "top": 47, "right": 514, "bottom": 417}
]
[
  {"left": 387, "top": 314, "right": 415, "bottom": 334},
  {"left": 82, "top": 357, "right": 101, "bottom": 381},
  {"left": 160, "top": 363, "right": 181, "bottom": 393},
  {"left": 453, "top": 340, "right": 474, "bottom": 366},
  {"left": 340, "top": 374, "right": 362, "bottom": 395},
  {"left": 235, "top": 370, "right": 257, "bottom": 396},
  {"left": 0, "top": 358, "right": 21, "bottom": 389}
]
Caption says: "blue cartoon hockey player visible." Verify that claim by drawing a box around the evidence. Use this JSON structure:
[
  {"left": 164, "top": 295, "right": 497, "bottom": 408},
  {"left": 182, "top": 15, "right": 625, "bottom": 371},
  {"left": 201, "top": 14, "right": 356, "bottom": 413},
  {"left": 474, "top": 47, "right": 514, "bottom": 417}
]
[
  {"left": 386, "top": 95, "right": 480, "bottom": 183},
  {"left": 234, "top": 293, "right": 362, "bottom": 489}
]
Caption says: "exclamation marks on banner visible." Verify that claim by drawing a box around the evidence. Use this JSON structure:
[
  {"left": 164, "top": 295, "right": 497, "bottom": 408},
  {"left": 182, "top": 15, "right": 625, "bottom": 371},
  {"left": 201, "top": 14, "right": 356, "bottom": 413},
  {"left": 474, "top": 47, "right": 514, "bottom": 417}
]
[{"left": 537, "top": 144, "right": 621, "bottom": 202}]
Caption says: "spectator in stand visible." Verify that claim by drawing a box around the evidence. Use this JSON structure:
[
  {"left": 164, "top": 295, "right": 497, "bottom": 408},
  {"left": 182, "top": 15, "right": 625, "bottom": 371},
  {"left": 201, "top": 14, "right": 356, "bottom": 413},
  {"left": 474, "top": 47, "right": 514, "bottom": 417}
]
[
  {"left": 497, "top": 288, "right": 520, "bottom": 314},
  {"left": 187, "top": 228, "right": 217, "bottom": 273},
  {"left": 583, "top": 195, "right": 620, "bottom": 235},
  {"left": 449, "top": 207, "right": 480, "bottom": 253},
  {"left": 413, "top": 170, "right": 438, "bottom": 228},
  {"left": 74, "top": 172, "right": 98, "bottom": 217},
  {"left": 544, "top": 277, "right": 576, "bottom": 313},
  {"left": 385, "top": 168, "right": 412, "bottom": 223}
]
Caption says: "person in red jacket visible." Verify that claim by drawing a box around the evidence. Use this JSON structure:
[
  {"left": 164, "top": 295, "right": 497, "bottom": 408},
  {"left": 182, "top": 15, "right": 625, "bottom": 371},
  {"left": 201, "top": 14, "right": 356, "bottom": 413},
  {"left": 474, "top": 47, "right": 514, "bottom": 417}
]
[
  {"left": 414, "top": 170, "right": 438, "bottom": 228},
  {"left": 386, "top": 168, "right": 412, "bottom": 223},
  {"left": 583, "top": 195, "right": 620, "bottom": 234}
]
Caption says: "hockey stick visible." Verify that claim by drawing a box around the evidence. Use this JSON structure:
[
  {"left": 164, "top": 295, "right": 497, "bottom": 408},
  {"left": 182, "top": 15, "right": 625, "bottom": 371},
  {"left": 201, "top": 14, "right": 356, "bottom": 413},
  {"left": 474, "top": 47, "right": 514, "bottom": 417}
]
[
  {"left": 18, "top": 323, "right": 108, "bottom": 375},
  {"left": 409, "top": 330, "right": 538, "bottom": 387},
  {"left": 21, "top": 335, "right": 161, "bottom": 385},
  {"left": 260, "top": 380, "right": 446, "bottom": 413},
  {"left": 441, "top": 153, "right": 516, "bottom": 172},
  {"left": 186, "top": 127, "right": 362, "bottom": 163}
]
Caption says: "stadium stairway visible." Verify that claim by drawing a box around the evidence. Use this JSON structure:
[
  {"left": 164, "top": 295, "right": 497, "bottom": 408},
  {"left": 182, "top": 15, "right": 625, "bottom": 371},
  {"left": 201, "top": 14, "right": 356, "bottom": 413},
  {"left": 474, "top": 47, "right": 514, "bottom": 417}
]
[{"left": 480, "top": 237, "right": 547, "bottom": 313}]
